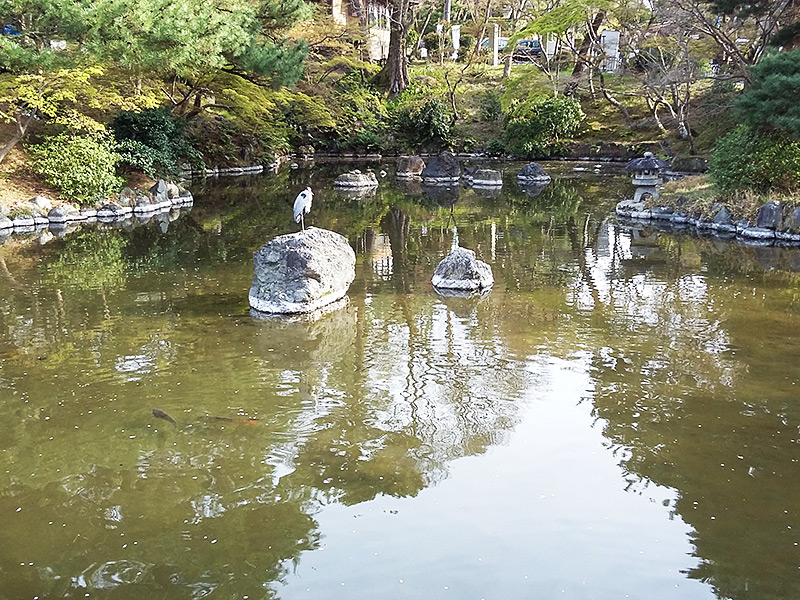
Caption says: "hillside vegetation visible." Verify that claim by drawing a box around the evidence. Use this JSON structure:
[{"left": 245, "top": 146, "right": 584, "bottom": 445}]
[{"left": 0, "top": 0, "right": 798, "bottom": 209}]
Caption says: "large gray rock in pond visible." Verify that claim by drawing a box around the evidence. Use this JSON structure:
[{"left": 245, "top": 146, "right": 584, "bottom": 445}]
[
  {"left": 396, "top": 155, "right": 425, "bottom": 178},
  {"left": 431, "top": 247, "right": 494, "bottom": 292},
  {"left": 421, "top": 151, "right": 460, "bottom": 185},
  {"left": 517, "top": 162, "right": 551, "bottom": 183},
  {"left": 756, "top": 201, "right": 782, "bottom": 229},
  {"left": 334, "top": 170, "right": 378, "bottom": 188},
  {"left": 249, "top": 227, "right": 356, "bottom": 314}
]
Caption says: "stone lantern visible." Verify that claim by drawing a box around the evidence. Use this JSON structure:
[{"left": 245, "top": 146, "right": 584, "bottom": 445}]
[{"left": 625, "top": 151, "right": 669, "bottom": 202}]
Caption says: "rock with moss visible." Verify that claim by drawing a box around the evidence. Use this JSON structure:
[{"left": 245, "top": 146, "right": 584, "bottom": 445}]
[
  {"left": 756, "top": 201, "right": 783, "bottom": 229},
  {"left": 30, "top": 196, "right": 53, "bottom": 212},
  {"left": 97, "top": 203, "right": 132, "bottom": 221},
  {"left": 671, "top": 156, "right": 708, "bottom": 173},
  {"left": 48, "top": 204, "right": 81, "bottom": 223},
  {"left": 464, "top": 168, "right": 503, "bottom": 187},
  {"left": 782, "top": 206, "right": 800, "bottom": 235}
]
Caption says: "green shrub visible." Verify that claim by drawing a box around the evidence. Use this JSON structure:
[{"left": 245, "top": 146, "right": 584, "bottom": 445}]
[
  {"left": 709, "top": 124, "right": 800, "bottom": 193},
  {"left": 29, "top": 133, "right": 123, "bottom": 206},
  {"left": 485, "top": 138, "right": 506, "bottom": 156},
  {"left": 113, "top": 108, "right": 202, "bottom": 177},
  {"left": 392, "top": 97, "right": 452, "bottom": 148},
  {"left": 184, "top": 115, "right": 290, "bottom": 166},
  {"left": 479, "top": 90, "right": 503, "bottom": 122},
  {"left": 502, "top": 96, "right": 584, "bottom": 157},
  {"left": 349, "top": 128, "right": 386, "bottom": 151},
  {"left": 457, "top": 34, "right": 476, "bottom": 62},
  {"left": 423, "top": 32, "right": 441, "bottom": 58}
]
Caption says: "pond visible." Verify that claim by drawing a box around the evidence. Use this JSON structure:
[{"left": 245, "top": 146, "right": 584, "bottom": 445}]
[{"left": 1, "top": 161, "right": 799, "bottom": 600}]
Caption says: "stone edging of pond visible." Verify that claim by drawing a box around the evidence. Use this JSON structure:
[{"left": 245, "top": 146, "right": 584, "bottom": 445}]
[
  {"left": 0, "top": 179, "right": 193, "bottom": 239},
  {"left": 616, "top": 199, "right": 800, "bottom": 246}
]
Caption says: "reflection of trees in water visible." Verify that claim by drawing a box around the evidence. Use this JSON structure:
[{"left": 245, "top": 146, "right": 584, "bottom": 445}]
[
  {"left": 575, "top": 224, "right": 800, "bottom": 600},
  {"left": 11, "top": 169, "right": 800, "bottom": 598}
]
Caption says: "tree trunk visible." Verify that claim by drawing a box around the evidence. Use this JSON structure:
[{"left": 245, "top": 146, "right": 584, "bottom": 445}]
[
  {"left": 413, "top": 7, "right": 434, "bottom": 58},
  {"left": 646, "top": 98, "right": 667, "bottom": 132},
  {"left": 379, "top": 0, "right": 410, "bottom": 96},
  {"left": 0, "top": 112, "right": 36, "bottom": 165},
  {"left": 565, "top": 10, "right": 605, "bottom": 95},
  {"left": 502, "top": 52, "right": 513, "bottom": 78}
]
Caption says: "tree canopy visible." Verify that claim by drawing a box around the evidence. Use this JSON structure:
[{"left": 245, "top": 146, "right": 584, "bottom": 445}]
[
  {"left": 0, "top": 0, "right": 312, "bottom": 162},
  {"left": 736, "top": 49, "right": 800, "bottom": 139}
]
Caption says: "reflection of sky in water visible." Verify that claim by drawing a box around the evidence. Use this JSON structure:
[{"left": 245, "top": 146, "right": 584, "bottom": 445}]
[
  {"left": 279, "top": 353, "right": 709, "bottom": 600},
  {"left": 114, "top": 354, "right": 154, "bottom": 380}
]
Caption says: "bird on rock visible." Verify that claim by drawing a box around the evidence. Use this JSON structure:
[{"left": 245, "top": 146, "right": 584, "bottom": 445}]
[{"left": 293, "top": 187, "right": 313, "bottom": 231}]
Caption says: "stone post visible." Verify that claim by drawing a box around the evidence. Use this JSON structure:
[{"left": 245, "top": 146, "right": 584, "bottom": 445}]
[{"left": 489, "top": 23, "right": 500, "bottom": 67}]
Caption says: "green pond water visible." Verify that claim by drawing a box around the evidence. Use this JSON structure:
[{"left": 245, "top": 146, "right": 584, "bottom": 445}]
[{"left": 1, "top": 162, "right": 799, "bottom": 600}]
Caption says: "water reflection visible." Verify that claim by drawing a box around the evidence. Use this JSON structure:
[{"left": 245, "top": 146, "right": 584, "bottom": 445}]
[{"left": 0, "top": 165, "right": 799, "bottom": 599}]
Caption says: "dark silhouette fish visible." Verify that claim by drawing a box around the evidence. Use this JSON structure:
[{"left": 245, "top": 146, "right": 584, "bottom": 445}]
[
  {"left": 152, "top": 408, "right": 177, "bottom": 425},
  {"left": 203, "top": 415, "right": 260, "bottom": 424}
]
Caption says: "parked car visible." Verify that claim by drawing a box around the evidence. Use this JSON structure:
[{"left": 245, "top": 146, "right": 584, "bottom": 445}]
[{"left": 512, "top": 39, "right": 542, "bottom": 62}]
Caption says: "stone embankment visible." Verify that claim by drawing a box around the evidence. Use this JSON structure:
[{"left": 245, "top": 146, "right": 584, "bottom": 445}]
[
  {"left": 616, "top": 198, "right": 800, "bottom": 245},
  {"left": 0, "top": 179, "right": 193, "bottom": 241}
]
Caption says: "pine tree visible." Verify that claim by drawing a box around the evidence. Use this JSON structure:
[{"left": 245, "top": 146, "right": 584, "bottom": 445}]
[{"left": 736, "top": 49, "right": 800, "bottom": 139}]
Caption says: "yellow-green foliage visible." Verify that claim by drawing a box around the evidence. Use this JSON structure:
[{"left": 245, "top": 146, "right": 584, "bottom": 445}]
[
  {"left": 0, "top": 64, "right": 160, "bottom": 134},
  {"left": 273, "top": 89, "right": 336, "bottom": 132}
]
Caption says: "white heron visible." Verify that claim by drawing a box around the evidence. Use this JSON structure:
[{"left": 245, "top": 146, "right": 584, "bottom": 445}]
[{"left": 293, "top": 187, "right": 313, "bottom": 231}]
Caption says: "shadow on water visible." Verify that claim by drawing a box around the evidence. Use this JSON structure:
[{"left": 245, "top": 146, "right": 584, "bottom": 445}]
[{"left": 0, "top": 162, "right": 799, "bottom": 598}]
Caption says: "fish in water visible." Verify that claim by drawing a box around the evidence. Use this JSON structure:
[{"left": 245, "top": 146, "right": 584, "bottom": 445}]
[
  {"left": 152, "top": 408, "right": 177, "bottom": 425},
  {"left": 204, "top": 415, "right": 260, "bottom": 424}
]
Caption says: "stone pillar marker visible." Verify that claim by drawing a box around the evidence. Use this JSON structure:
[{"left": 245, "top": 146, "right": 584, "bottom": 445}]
[
  {"left": 488, "top": 23, "right": 500, "bottom": 67},
  {"left": 451, "top": 24, "right": 461, "bottom": 59}
]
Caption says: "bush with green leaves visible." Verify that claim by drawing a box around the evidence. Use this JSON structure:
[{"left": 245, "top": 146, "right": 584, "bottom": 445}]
[
  {"left": 349, "top": 128, "right": 386, "bottom": 151},
  {"left": 457, "top": 34, "right": 476, "bottom": 62},
  {"left": 502, "top": 96, "right": 584, "bottom": 157},
  {"left": 709, "top": 124, "right": 800, "bottom": 193},
  {"left": 479, "top": 90, "right": 503, "bottom": 122},
  {"left": 485, "top": 138, "right": 506, "bottom": 156},
  {"left": 391, "top": 95, "right": 452, "bottom": 148},
  {"left": 423, "top": 32, "right": 441, "bottom": 57},
  {"left": 29, "top": 133, "right": 123, "bottom": 206},
  {"left": 330, "top": 73, "right": 387, "bottom": 149},
  {"left": 113, "top": 108, "right": 203, "bottom": 177}
]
